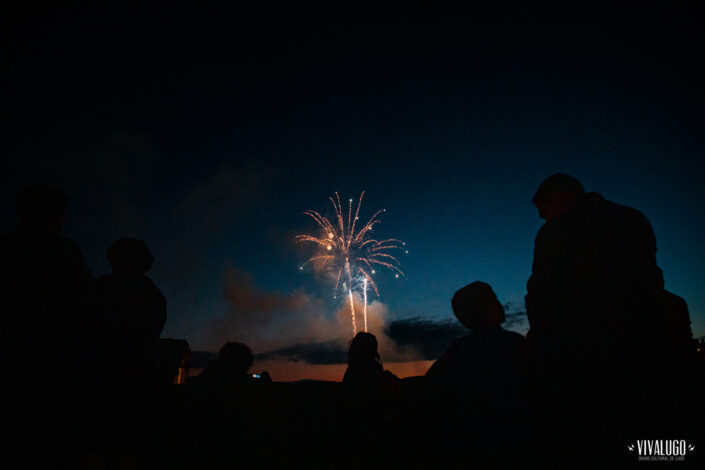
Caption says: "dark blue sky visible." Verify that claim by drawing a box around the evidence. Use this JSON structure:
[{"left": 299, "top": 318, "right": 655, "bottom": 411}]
[{"left": 4, "top": 4, "right": 704, "bottom": 350}]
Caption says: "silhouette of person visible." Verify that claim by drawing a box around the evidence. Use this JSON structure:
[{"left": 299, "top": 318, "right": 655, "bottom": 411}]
[
  {"left": 0, "top": 185, "right": 94, "bottom": 468},
  {"left": 525, "top": 173, "right": 667, "bottom": 464},
  {"left": 427, "top": 282, "right": 528, "bottom": 394},
  {"left": 96, "top": 237, "right": 166, "bottom": 380},
  {"left": 526, "top": 174, "right": 663, "bottom": 364},
  {"left": 426, "top": 282, "right": 532, "bottom": 466},
  {"left": 91, "top": 237, "right": 166, "bottom": 457},
  {"left": 199, "top": 341, "right": 259, "bottom": 385},
  {"left": 341, "top": 332, "right": 400, "bottom": 467},
  {"left": 343, "top": 332, "right": 400, "bottom": 392},
  {"left": 194, "top": 342, "right": 272, "bottom": 467}
]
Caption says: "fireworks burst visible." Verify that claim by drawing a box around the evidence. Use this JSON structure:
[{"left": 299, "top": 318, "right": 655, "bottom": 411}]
[{"left": 297, "top": 191, "right": 405, "bottom": 335}]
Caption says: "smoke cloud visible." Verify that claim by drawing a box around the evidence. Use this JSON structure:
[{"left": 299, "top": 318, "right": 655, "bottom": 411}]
[
  {"left": 202, "top": 266, "right": 529, "bottom": 369},
  {"left": 205, "top": 267, "right": 425, "bottom": 364}
]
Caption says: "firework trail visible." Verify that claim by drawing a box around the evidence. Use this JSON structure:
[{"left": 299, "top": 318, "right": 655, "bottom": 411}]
[
  {"left": 363, "top": 278, "right": 368, "bottom": 332},
  {"left": 297, "top": 191, "right": 406, "bottom": 335}
]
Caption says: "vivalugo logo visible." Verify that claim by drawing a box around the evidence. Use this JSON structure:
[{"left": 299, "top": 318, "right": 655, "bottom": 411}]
[{"left": 627, "top": 440, "right": 695, "bottom": 462}]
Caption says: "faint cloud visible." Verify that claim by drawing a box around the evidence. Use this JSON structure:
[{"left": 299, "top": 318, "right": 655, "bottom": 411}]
[
  {"left": 177, "top": 162, "right": 276, "bottom": 229},
  {"left": 385, "top": 318, "right": 467, "bottom": 360},
  {"left": 256, "top": 340, "right": 348, "bottom": 365}
]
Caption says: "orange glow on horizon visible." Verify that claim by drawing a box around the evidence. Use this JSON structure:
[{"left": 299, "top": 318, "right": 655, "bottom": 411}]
[{"left": 190, "top": 360, "right": 434, "bottom": 383}]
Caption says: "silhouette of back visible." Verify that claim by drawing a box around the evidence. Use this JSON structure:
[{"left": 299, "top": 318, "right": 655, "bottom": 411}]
[
  {"left": 0, "top": 185, "right": 93, "bottom": 468},
  {"left": 95, "top": 237, "right": 166, "bottom": 380},
  {"left": 1, "top": 185, "right": 94, "bottom": 376},
  {"left": 650, "top": 271, "right": 704, "bottom": 441},
  {"left": 525, "top": 174, "right": 685, "bottom": 465},
  {"left": 91, "top": 237, "right": 166, "bottom": 455},
  {"left": 654, "top": 269, "right": 695, "bottom": 361},
  {"left": 527, "top": 177, "right": 662, "bottom": 370}
]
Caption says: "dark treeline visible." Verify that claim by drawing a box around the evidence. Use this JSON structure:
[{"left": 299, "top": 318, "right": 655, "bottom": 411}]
[{"left": 2, "top": 178, "right": 704, "bottom": 469}]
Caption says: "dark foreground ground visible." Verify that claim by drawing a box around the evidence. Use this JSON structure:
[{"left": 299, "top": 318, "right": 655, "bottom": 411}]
[
  {"left": 91, "top": 375, "right": 703, "bottom": 470},
  {"left": 152, "top": 378, "right": 432, "bottom": 470}
]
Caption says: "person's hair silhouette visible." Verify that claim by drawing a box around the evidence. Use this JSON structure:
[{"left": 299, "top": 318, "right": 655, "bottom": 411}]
[
  {"left": 451, "top": 281, "right": 505, "bottom": 330},
  {"left": 342, "top": 332, "right": 399, "bottom": 392},
  {"left": 531, "top": 173, "right": 586, "bottom": 221},
  {"left": 106, "top": 237, "right": 154, "bottom": 275},
  {"left": 218, "top": 342, "right": 254, "bottom": 376},
  {"left": 199, "top": 341, "right": 263, "bottom": 385},
  {"left": 347, "top": 332, "right": 380, "bottom": 364}
]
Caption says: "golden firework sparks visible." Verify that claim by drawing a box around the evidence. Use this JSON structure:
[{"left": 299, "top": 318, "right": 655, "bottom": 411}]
[{"left": 297, "top": 191, "right": 405, "bottom": 335}]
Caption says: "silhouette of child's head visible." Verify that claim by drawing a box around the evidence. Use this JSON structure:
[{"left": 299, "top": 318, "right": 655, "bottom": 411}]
[
  {"left": 218, "top": 342, "right": 253, "bottom": 375},
  {"left": 532, "top": 173, "right": 586, "bottom": 221},
  {"left": 348, "top": 332, "right": 380, "bottom": 364},
  {"left": 16, "top": 184, "right": 67, "bottom": 235},
  {"left": 451, "top": 281, "right": 505, "bottom": 330},
  {"left": 106, "top": 237, "right": 154, "bottom": 275}
]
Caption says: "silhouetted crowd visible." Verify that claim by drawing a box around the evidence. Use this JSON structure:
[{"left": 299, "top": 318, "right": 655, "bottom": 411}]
[{"left": 1, "top": 176, "right": 703, "bottom": 469}]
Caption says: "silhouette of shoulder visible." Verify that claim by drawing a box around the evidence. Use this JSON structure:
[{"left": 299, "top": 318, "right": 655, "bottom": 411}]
[
  {"left": 95, "top": 272, "right": 166, "bottom": 342},
  {"left": 0, "top": 229, "right": 91, "bottom": 277},
  {"left": 534, "top": 193, "right": 655, "bottom": 248},
  {"left": 343, "top": 360, "right": 399, "bottom": 384},
  {"left": 97, "top": 273, "right": 166, "bottom": 307},
  {"left": 98, "top": 272, "right": 165, "bottom": 297},
  {"left": 449, "top": 327, "right": 525, "bottom": 350},
  {"left": 427, "top": 327, "right": 526, "bottom": 381}
]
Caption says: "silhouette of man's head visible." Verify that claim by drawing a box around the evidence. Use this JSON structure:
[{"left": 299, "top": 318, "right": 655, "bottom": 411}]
[
  {"left": 16, "top": 184, "right": 67, "bottom": 235},
  {"left": 106, "top": 237, "right": 154, "bottom": 275},
  {"left": 532, "top": 173, "right": 586, "bottom": 221},
  {"left": 348, "top": 332, "right": 380, "bottom": 364},
  {"left": 218, "top": 342, "right": 253, "bottom": 375},
  {"left": 451, "top": 281, "right": 505, "bottom": 330}
]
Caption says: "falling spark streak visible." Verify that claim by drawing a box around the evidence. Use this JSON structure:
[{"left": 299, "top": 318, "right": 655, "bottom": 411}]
[
  {"left": 349, "top": 289, "right": 356, "bottom": 335},
  {"left": 296, "top": 191, "right": 405, "bottom": 335},
  {"left": 363, "top": 278, "right": 368, "bottom": 332}
]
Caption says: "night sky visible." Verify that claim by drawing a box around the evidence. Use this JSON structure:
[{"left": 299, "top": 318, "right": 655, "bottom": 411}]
[{"left": 4, "top": 4, "right": 704, "bottom": 376}]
